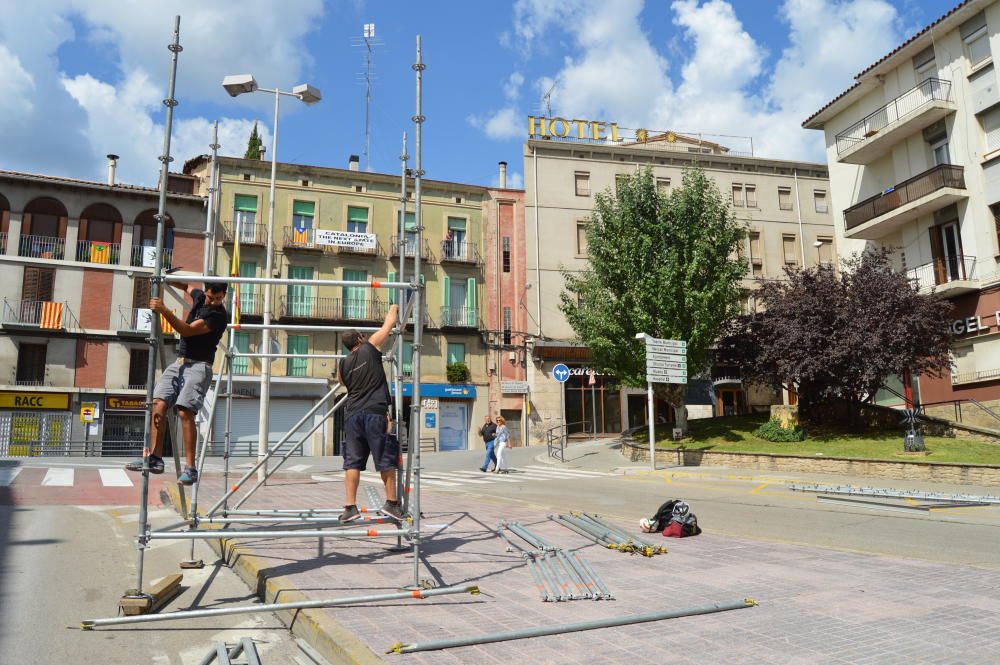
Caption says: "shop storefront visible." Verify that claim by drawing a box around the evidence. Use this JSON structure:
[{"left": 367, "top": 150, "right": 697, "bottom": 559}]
[
  {"left": 391, "top": 383, "right": 478, "bottom": 452},
  {"left": 102, "top": 395, "right": 147, "bottom": 456},
  {"left": 0, "top": 391, "right": 72, "bottom": 456}
]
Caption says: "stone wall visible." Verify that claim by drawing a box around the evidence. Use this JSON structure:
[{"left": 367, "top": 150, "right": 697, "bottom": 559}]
[
  {"left": 924, "top": 399, "right": 1000, "bottom": 432},
  {"left": 621, "top": 440, "right": 1000, "bottom": 485}
]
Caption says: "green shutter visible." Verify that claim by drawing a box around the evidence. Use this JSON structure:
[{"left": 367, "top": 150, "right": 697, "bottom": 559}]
[
  {"left": 388, "top": 271, "right": 396, "bottom": 305},
  {"left": 447, "top": 217, "right": 467, "bottom": 231},
  {"left": 233, "top": 332, "right": 250, "bottom": 374},
  {"left": 292, "top": 200, "right": 315, "bottom": 216},
  {"left": 287, "top": 266, "right": 314, "bottom": 317},
  {"left": 235, "top": 194, "right": 257, "bottom": 212},
  {"left": 286, "top": 335, "right": 308, "bottom": 377},
  {"left": 466, "top": 278, "right": 476, "bottom": 325},
  {"left": 402, "top": 211, "right": 417, "bottom": 231},
  {"left": 348, "top": 206, "right": 368, "bottom": 223},
  {"left": 443, "top": 276, "right": 451, "bottom": 312}
]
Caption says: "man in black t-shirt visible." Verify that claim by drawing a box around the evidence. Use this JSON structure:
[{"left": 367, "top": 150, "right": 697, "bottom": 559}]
[
  {"left": 126, "top": 281, "right": 229, "bottom": 485},
  {"left": 338, "top": 303, "right": 403, "bottom": 522}
]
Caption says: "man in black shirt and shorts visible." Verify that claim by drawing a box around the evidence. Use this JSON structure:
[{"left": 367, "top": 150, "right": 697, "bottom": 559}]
[
  {"left": 126, "top": 281, "right": 229, "bottom": 485},
  {"left": 339, "top": 303, "right": 405, "bottom": 522}
]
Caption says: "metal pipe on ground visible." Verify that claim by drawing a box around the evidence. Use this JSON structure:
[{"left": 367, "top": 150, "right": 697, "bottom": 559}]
[
  {"left": 534, "top": 553, "right": 564, "bottom": 601},
  {"left": 225, "top": 508, "right": 346, "bottom": 516},
  {"left": 386, "top": 599, "right": 758, "bottom": 654},
  {"left": 83, "top": 584, "right": 480, "bottom": 629},
  {"left": 560, "top": 514, "right": 622, "bottom": 548},
  {"left": 505, "top": 521, "right": 546, "bottom": 550},
  {"left": 579, "top": 513, "right": 664, "bottom": 554},
  {"left": 556, "top": 549, "right": 592, "bottom": 599},
  {"left": 198, "top": 640, "right": 244, "bottom": 665},
  {"left": 549, "top": 515, "right": 615, "bottom": 547},
  {"left": 545, "top": 550, "right": 576, "bottom": 600},
  {"left": 572, "top": 551, "right": 614, "bottom": 600},
  {"left": 197, "top": 516, "right": 392, "bottom": 525},
  {"left": 524, "top": 555, "right": 552, "bottom": 602},
  {"left": 147, "top": 527, "right": 410, "bottom": 540},
  {"left": 494, "top": 525, "right": 530, "bottom": 555}
]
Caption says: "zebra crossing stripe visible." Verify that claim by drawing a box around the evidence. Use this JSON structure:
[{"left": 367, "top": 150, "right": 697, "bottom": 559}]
[
  {"left": 41, "top": 468, "right": 74, "bottom": 486},
  {"left": 448, "top": 470, "right": 524, "bottom": 482},
  {"left": 98, "top": 468, "right": 133, "bottom": 487},
  {"left": 513, "top": 468, "right": 590, "bottom": 479},
  {"left": 524, "top": 465, "right": 614, "bottom": 476},
  {"left": 359, "top": 472, "right": 459, "bottom": 487},
  {"left": 422, "top": 473, "right": 492, "bottom": 485},
  {"left": 286, "top": 464, "right": 311, "bottom": 473},
  {"left": 0, "top": 468, "right": 21, "bottom": 486}
]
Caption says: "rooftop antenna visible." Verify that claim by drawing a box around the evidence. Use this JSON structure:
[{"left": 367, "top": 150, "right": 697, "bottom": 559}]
[
  {"left": 353, "top": 23, "right": 382, "bottom": 172},
  {"left": 540, "top": 75, "right": 560, "bottom": 118}
]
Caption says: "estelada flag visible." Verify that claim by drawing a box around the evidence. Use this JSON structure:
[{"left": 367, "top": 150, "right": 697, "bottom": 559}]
[
  {"left": 40, "top": 302, "right": 63, "bottom": 329},
  {"left": 292, "top": 222, "right": 309, "bottom": 245},
  {"left": 89, "top": 242, "right": 111, "bottom": 264}
]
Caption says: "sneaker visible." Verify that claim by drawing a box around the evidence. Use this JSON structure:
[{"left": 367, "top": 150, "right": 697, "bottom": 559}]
[
  {"left": 379, "top": 500, "right": 406, "bottom": 522},
  {"left": 340, "top": 505, "right": 362, "bottom": 522},
  {"left": 125, "top": 454, "right": 164, "bottom": 474},
  {"left": 178, "top": 466, "right": 198, "bottom": 485}
]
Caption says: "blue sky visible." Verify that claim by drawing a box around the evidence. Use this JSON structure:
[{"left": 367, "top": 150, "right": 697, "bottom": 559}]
[{"left": 0, "top": 0, "right": 948, "bottom": 189}]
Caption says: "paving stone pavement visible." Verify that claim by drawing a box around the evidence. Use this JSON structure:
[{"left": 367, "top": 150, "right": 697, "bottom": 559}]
[{"left": 187, "top": 477, "right": 1000, "bottom": 664}]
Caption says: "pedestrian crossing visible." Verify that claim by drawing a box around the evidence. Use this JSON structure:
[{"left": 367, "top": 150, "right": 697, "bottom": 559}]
[
  {"left": 357, "top": 464, "right": 616, "bottom": 489},
  {"left": 0, "top": 467, "right": 136, "bottom": 488}
]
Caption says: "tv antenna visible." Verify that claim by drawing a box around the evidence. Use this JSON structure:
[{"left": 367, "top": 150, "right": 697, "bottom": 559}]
[
  {"left": 539, "top": 75, "right": 561, "bottom": 117},
  {"left": 352, "top": 23, "right": 382, "bottom": 171}
]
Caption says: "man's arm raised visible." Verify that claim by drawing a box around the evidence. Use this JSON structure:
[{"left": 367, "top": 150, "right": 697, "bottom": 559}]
[{"left": 367, "top": 304, "right": 399, "bottom": 351}]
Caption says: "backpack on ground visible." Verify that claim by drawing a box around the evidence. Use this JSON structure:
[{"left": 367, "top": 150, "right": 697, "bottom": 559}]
[{"left": 640, "top": 499, "right": 701, "bottom": 537}]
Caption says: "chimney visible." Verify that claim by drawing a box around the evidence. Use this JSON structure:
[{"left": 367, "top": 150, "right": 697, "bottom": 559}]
[
  {"left": 498, "top": 161, "right": 507, "bottom": 189},
  {"left": 106, "top": 154, "right": 119, "bottom": 186},
  {"left": 260, "top": 146, "right": 267, "bottom": 161},
  {"left": 349, "top": 155, "right": 360, "bottom": 171}
]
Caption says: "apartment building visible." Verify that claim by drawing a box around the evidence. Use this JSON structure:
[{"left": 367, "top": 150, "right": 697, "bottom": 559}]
[
  {"left": 522, "top": 124, "right": 833, "bottom": 442},
  {"left": 184, "top": 155, "right": 489, "bottom": 453},
  {"left": 0, "top": 166, "right": 206, "bottom": 455},
  {"left": 803, "top": 0, "right": 1000, "bottom": 420}
]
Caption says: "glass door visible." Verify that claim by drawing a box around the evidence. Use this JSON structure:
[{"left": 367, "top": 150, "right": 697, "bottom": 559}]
[
  {"left": 287, "top": 266, "right": 314, "bottom": 317},
  {"left": 939, "top": 222, "right": 963, "bottom": 281},
  {"left": 343, "top": 269, "right": 367, "bottom": 318}
]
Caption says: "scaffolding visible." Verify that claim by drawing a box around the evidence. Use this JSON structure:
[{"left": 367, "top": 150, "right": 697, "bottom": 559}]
[{"left": 110, "top": 24, "right": 436, "bottom": 621}]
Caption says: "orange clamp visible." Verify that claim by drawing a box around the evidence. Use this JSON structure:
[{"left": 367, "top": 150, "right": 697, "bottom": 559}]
[
  {"left": 367, "top": 528, "right": 379, "bottom": 537},
  {"left": 371, "top": 280, "right": 382, "bottom": 288},
  {"left": 411, "top": 590, "right": 424, "bottom": 598}
]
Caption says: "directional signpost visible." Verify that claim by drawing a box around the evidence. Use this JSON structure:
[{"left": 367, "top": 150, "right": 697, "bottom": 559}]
[{"left": 636, "top": 333, "right": 688, "bottom": 470}]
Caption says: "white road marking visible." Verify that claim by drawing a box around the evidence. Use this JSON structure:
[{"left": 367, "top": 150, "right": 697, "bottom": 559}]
[
  {"left": 41, "top": 468, "right": 74, "bottom": 486},
  {"left": 0, "top": 468, "right": 21, "bottom": 486},
  {"left": 524, "top": 465, "right": 615, "bottom": 476},
  {"left": 98, "top": 468, "right": 133, "bottom": 487},
  {"left": 286, "top": 464, "right": 311, "bottom": 473}
]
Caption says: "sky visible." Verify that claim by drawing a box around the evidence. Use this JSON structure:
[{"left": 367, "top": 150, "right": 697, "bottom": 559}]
[{"left": 0, "top": 0, "right": 950, "bottom": 190}]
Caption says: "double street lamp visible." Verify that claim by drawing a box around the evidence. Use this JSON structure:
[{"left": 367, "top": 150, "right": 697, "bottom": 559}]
[{"left": 222, "top": 74, "right": 321, "bottom": 477}]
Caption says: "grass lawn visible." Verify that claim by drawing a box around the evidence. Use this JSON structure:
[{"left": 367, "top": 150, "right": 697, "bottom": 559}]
[{"left": 641, "top": 414, "right": 1000, "bottom": 466}]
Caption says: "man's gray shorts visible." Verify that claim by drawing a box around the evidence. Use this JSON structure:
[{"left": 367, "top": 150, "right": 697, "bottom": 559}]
[{"left": 153, "top": 361, "right": 213, "bottom": 413}]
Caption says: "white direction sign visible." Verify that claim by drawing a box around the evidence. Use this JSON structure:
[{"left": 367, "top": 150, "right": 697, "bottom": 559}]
[
  {"left": 645, "top": 338, "right": 686, "bottom": 351},
  {"left": 646, "top": 350, "right": 687, "bottom": 362},
  {"left": 646, "top": 373, "right": 687, "bottom": 384},
  {"left": 646, "top": 359, "right": 687, "bottom": 370},
  {"left": 316, "top": 229, "right": 377, "bottom": 250}
]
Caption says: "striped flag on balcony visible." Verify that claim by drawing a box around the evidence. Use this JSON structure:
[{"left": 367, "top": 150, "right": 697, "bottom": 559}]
[
  {"left": 160, "top": 314, "right": 175, "bottom": 335},
  {"left": 40, "top": 302, "right": 63, "bottom": 329},
  {"left": 89, "top": 243, "right": 111, "bottom": 264},
  {"left": 293, "top": 222, "right": 309, "bottom": 245}
]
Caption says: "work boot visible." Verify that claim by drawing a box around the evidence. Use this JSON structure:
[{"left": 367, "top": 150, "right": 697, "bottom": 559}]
[
  {"left": 379, "top": 499, "right": 406, "bottom": 522},
  {"left": 178, "top": 466, "right": 199, "bottom": 485},
  {"left": 125, "top": 454, "right": 164, "bottom": 474},
  {"left": 340, "top": 505, "right": 362, "bottom": 522}
]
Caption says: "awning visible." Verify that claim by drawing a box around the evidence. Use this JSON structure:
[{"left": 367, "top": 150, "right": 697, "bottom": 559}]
[{"left": 393, "top": 383, "right": 477, "bottom": 399}]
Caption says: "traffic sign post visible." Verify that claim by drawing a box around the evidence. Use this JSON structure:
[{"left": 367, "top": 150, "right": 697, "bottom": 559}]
[
  {"left": 552, "top": 363, "right": 570, "bottom": 443},
  {"left": 637, "top": 333, "right": 689, "bottom": 470}
]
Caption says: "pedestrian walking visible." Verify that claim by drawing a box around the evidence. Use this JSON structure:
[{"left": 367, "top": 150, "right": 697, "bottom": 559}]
[
  {"left": 494, "top": 416, "right": 511, "bottom": 474},
  {"left": 478, "top": 415, "right": 497, "bottom": 472},
  {"left": 338, "top": 304, "right": 406, "bottom": 523},
  {"left": 125, "top": 281, "right": 229, "bottom": 485}
]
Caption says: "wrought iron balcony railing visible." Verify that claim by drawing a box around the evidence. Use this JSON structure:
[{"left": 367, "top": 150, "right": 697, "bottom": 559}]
[
  {"left": 130, "top": 245, "right": 174, "bottom": 269},
  {"left": 77, "top": 239, "right": 121, "bottom": 265},
  {"left": 18, "top": 234, "right": 65, "bottom": 260},
  {"left": 844, "top": 164, "right": 965, "bottom": 231},
  {"left": 835, "top": 78, "right": 952, "bottom": 155},
  {"left": 440, "top": 306, "right": 479, "bottom": 328},
  {"left": 390, "top": 235, "right": 430, "bottom": 259},
  {"left": 906, "top": 255, "right": 977, "bottom": 294},
  {"left": 0, "top": 231, "right": 7, "bottom": 255},
  {"left": 440, "top": 240, "right": 482, "bottom": 264},
  {"left": 2, "top": 299, "right": 78, "bottom": 329},
  {"left": 222, "top": 221, "right": 268, "bottom": 245}
]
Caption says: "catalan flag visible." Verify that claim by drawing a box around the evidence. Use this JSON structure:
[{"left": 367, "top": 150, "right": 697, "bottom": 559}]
[
  {"left": 292, "top": 222, "right": 309, "bottom": 245},
  {"left": 89, "top": 242, "right": 111, "bottom": 264},
  {"left": 40, "top": 302, "right": 63, "bottom": 329},
  {"left": 160, "top": 314, "right": 175, "bottom": 335}
]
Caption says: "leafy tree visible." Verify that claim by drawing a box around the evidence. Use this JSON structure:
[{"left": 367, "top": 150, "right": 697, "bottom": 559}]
[
  {"left": 720, "top": 248, "right": 954, "bottom": 427},
  {"left": 245, "top": 122, "right": 263, "bottom": 160},
  {"left": 559, "top": 167, "right": 747, "bottom": 433}
]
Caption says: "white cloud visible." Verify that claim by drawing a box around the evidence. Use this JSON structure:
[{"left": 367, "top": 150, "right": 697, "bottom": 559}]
[
  {"left": 507, "top": 171, "right": 525, "bottom": 189},
  {"left": 504, "top": 72, "right": 525, "bottom": 101},
  {"left": 0, "top": 46, "right": 35, "bottom": 116}
]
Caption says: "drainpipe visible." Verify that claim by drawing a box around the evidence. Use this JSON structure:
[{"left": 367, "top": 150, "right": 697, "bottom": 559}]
[
  {"left": 532, "top": 145, "right": 542, "bottom": 336},
  {"left": 793, "top": 168, "right": 805, "bottom": 265}
]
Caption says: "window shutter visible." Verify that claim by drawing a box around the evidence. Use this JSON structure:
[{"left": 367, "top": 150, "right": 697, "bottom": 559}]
[
  {"left": 292, "top": 200, "right": 315, "bottom": 217},
  {"left": 23, "top": 267, "right": 55, "bottom": 302},
  {"left": 234, "top": 195, "right": 258, "bottom": 212},
  {"left": 442, "top": 276, "right": 450, "bottom": 310},
  {"left": 466, "top": 278, "right": 477, "bottom": 326},
  {"left": 388, "top": 271, "right": 396, "bottom": 304},
  {"left": 929, "top": 226, "right": 946, "bottom": 285},
  {"left": 348, "top": 206, "right": 368, "bottom": 223},
  {"left": 984, "top": 107, "right": 1000, "bottom": 152}
]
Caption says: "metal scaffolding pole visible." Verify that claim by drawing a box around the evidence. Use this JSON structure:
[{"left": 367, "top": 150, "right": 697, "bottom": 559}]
[
  {"left": 202, "top": 120, "right": 220, "bottom": 275},
  {"left": 407, "top": 34, "right": 427, "bottom": 590},
  {"left": 132, "top": 14, "right": 182, "bottom": 599},
  {"left": 393, "top": 131, "right": 408, "bottom": 549}
]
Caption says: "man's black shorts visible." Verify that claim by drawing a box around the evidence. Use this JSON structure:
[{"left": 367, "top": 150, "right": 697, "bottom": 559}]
[{"left": 343, "top": 412, "right": 398, "bottom": 472}]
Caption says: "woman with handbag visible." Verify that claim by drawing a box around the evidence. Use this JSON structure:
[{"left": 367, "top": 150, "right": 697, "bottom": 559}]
[{"left": 494, "top": 416, "right": 511, "bottom": 474}]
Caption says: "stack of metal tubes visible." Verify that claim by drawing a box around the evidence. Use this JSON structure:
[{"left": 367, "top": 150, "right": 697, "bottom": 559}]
[
  {"left": 550, "top": 512, "right": 668, "bottom": 557},
  {"left": 496, "top": 520, "right": 613, "bottom": 602}
]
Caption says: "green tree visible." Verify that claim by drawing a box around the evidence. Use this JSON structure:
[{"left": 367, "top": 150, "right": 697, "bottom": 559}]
[
  {"left": 559, "top": 167, "right": 747, "bottom": 433},
  {"left": 245, "top": 122, "right": 263, "bottom": 160}
]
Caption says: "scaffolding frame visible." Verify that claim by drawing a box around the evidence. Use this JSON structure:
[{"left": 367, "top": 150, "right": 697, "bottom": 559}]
[{"left": 121, "top": 28, "right": 433, "bottom": 618}]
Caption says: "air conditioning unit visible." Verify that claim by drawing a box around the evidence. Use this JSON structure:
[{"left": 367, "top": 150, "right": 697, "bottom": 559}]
[{"left": 508, "top": 351, "right": 517, "bottom": 364}]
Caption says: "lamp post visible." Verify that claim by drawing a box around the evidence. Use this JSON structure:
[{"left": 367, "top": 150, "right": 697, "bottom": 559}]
[{"left": 222, "top": 74, "right": 321, "bottom": 479}]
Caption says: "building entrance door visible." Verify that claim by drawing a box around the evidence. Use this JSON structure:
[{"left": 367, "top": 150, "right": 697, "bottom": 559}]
[{"left": 438, "top": 401, "right": 469, "bottom": 451}]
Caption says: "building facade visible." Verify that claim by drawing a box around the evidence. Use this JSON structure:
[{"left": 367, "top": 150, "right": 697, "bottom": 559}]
[
  {"left": 184, "top": 155, "right": 491, "bottom": 454},
  {"left": 0, "top": 167, "right": 206, "bottom": 455},
  {"left": 803, "top": 0, "right": 1000, "bottom": 420},
  {"left": 522, "top": 127, "right": 834, "bottom": 442}
]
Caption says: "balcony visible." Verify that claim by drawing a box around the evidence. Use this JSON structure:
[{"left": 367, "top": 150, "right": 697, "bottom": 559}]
[
  {"left": 221, "top": 221, "right": 267, "bottom": 246},
  {"left": 115, "top": 306, "right": 179, "bottom": 337},
  {"left": 952, "top": 367, "right": 1000, "bottom": 386},
  {"left": 335, "top": 238, "right": 383, "bottom": 258},
  {"left": 278, "top": 295, "right": 386, "bottom": 323},
  {"left": 390, "top": 236, "right": 430, "bottom": 260},
  {"left": 77, "top": 239, "right": 121, "bottom": 265},
  {"left": 282, "top": 226, "right": 329, "bottom": 253},
  {"left": 906, "top": 255, "right": 979, "bottom": 297},
  {"left": 843, "top": 165, "right": 966, "bottom": 239},
  {"left": 233, "top": 292, "right": 264, "bottom": 319},
  {"left": 440, "top": 240, "right": 482, "bottom": 265},
  {"left": 0, "top": 231, "right": 7, "bottom": 254},
  {"left": 2, "top": 299, "right": 78, "bottom": 330},
  {"left": 130, "top": 245, "right": 174, "bottom": 269},
  {"left": 18, "top": 235, "right": 66, "bottom": 260},
  {"left": 836, "top": 78, "right": 954, "bottom": 164},
  {"left": 440, "top": 306, "right": 480, "bottom": 329}
]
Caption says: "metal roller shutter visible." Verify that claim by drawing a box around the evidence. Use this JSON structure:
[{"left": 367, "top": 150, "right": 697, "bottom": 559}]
[{"left": 211, "top": 399, "right": 318, "bottom": 456}]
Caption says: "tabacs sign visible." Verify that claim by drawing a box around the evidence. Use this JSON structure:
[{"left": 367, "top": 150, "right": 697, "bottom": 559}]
[
  {"left": 106, "top": 396, "right": 147, "bottom": 411},
  {"left": 528, "top": 116, "right": 620, "bottom": 141}
]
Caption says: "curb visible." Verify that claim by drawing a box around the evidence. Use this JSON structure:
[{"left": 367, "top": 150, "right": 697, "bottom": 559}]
[{"left": 165, "top": 485, "right": 387, "bottom": 665}]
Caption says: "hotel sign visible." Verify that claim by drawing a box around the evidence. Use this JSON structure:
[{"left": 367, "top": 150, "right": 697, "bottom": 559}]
[{"left": 529, "top": 116, "right": 620, "bottom": 141}]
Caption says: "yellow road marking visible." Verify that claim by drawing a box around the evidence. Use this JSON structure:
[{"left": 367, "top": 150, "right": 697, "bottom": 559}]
[{"left": 750, "top": 482, "right": 771, "bottom": 494}]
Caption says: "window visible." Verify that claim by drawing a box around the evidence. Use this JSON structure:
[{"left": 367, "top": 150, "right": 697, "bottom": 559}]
[
  {"left": 128, "top": 349, "right": 148, "bottom": 388},
  {"left": 347, "top": 206, "right": 368, "bottom": 233},
  {"left": 932, "top": 139, "right": 951, "bottom": 165},
  {"left": 982, "top": 107, "right": 1000, "bottom": 153},
  {"left": 288, "top": 266, "right": 315, "bottom": 317},
  {"left": 782, "top": 234, "right": 799, "bottom": 267},
  {"left": 445, "top": 217, "right": 467, "bottom": 259},
  {"left": 22, "top": 267, "right": 55, "bottom": 302},
  {"left": 745, "top": 184, "right": 757, "bottom": 208},
  {"left": 291, "top": 200, "right": 315, "bottom": 232},
  {"left": 354, "top": 185, "right": 364, "bottom": 193},
  {"left": 398, "top": 211, "right": 418, "bottom": 254},
  {"left": 656, "top": 177, "right": 671, "bottom": 196},
  {"left": 239, "top": 262, "right": 257, "bottom": 314},
  {"left": 342, "top": 269, "right": 366, "bottom": 319},
  {"left": 286, "top": 335, "right": 308, "bottom": 377},
  {"left": 961, "top": 11, "right": 990, "bottom": 68},
  {"left": 502, "top": 236, "right": 511, "bottom": 273},
  {"left": 232, "top": 332, "right": 250, "bottom": 375},
  {"left": 732, "top": 184, "right": 744, "bottom": 207},
  {"left": 301, "top": 179, "right": 310, "bottom": 187},
  {"left": 816, "top": 237, "right": 834, "bottom": 266},
  {"left": 813, "top": 190, "right": 828, "bottom": 213},
  {"left": 778, "top": 186, "right": 793, "bottom": 211},
  {"left": 576, "top": 222, "right": 588, "bottom": 255},
  {"left": 748, "top": 232, "right": 763, "bottom": 278},
  {"left": 234, "top": 195, "right": 257, "bottom": 236},
  {"left": 503, "top": 307, "right": 512, "bottom": 345},
  {"left": 16, "top": 343, "right": 46, "bottom": 385},
  {"left": 913, "top": 44, "right": 936, "bottom": 79},
  {"left": 132, "top": 276, "right": 151, "bottom": 310},
  {"left": 242, "top": 174, "right": 251, "bottom": 181},
  {"left": 402, "top": 340, "right": 413, "bottom": 376},
  {"left": 991, "top": 203, "right": 1000, "bottom": 254},
  {"left": 574, "top": 172, "right": 590, "bottom": 197},
  {"left": 447, "top": 342, "right": 466, "bottom": 365}
]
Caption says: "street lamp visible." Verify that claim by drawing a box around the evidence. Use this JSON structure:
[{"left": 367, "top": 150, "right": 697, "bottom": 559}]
[{"left": 222, "top": 73, "right": 322, "bottom": 479}]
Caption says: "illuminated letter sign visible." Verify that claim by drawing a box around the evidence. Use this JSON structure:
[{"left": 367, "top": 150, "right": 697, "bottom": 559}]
[{"left": 528, "top": 116, "right": 619, "bottom": 141}]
